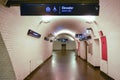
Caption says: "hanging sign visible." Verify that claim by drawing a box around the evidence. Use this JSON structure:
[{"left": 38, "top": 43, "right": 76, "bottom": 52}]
[{"left": 20, "top": 3, "right": 99, "bottom": 16}]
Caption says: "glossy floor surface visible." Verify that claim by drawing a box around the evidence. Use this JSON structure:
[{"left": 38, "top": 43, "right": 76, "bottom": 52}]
[{"left": 28, "top": 51, "right": 106, "bottom": 80}]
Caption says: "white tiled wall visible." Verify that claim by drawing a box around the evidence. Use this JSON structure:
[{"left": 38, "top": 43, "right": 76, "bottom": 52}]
[
  {"left": 0, "top": 33, "right": 16, "bottom": 80},
  {"left": 0, "top": 5, "right": 53, "bottom": 80},
  {"left": 98, "top": 0, "right": 120, "bottom": 79}
]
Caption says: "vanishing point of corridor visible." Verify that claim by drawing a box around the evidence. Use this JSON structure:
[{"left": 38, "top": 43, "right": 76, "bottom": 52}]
[{"left": 25, "top": 51, "right": 106, "bottom": 80}]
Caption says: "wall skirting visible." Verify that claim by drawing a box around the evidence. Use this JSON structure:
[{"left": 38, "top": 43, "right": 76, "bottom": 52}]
[
  {"left": 100, "top": 71, "right": 114, "bottom": 80},
  {"left": 24, "top": 55, "right": 52, "bottom": 80}
]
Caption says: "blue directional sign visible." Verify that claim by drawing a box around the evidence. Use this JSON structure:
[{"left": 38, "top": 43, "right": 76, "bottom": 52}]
[{"left": 20, "top": 3, "right": 99, "bottom": 16}]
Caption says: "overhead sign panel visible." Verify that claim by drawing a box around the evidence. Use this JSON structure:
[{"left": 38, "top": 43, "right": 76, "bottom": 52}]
[{"left": 20, "top": 3, "right": 99, "bottom": 16}]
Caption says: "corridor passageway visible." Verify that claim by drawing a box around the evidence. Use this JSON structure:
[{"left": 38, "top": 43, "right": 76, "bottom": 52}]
[
  {"left": 26, "top": 51, "right": 106, "bottom": 80},
  {"left": 0, "top": 0, "right": 120, "bottom": 80}
]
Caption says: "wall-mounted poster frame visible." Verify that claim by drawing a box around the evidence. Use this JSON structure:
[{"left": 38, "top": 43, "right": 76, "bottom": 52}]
[{"left": 27, "top": 29, "right": 41, "bottom": 38}]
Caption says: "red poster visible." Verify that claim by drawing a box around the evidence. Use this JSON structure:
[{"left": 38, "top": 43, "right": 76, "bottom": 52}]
[{"left": 101, "top": 36, "right": 107, "bottom": 61}]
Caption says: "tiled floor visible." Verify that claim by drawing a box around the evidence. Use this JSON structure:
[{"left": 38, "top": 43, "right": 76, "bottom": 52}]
[{"left": 26, "top": 51, "right": 106, "bottom": 80}]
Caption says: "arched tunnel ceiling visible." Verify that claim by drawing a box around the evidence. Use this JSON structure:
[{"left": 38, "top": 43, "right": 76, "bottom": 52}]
[
  {"left": 0, "top": 2, "right": 99, "bottom": 39},
  {"left": 1, "top": 0, "right": 119, "bottom": 40},
  {"left": 45, "top": 16, "right": 96, "bottom": 36},
  {"left": 45, "top": 16, "right": 94, "bottom": 41},
  {"left": 0, "top": 0, "right": 99, "bottom": 37},
  {"left": 50, "top": 17, "right": 84, "bottom": 31},
  {"left": 1, "top": 3, "right": 98, "bottom": 39}
]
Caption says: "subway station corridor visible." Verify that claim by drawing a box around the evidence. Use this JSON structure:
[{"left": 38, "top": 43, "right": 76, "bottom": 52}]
[
  {"left": 25, "top": 51, "right": 106, "bottom": 80},
  {"left": 0, "top": 0, "right": 120, "bottom": 80}
]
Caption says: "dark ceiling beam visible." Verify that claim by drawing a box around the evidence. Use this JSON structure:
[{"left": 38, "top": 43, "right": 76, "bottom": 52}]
[{"left": 6, "top": 0, "right": 99, "bottom": 7}]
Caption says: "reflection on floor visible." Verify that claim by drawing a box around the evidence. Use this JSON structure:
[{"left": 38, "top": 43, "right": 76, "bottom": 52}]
[{"left": 26, "top": 51, "right": 106, "bottom": 80}]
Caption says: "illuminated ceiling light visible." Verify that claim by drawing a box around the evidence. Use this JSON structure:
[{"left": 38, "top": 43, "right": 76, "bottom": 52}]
[
  {"left": 80, "top": 16, "right": 96, "bottom": 22},
  {"left": 86, "top": 28, "right": 92, "bottom": 34},
  {"left": 41, "top": 16, "right": 55, "bottom": 22},
  {"left": 67, "top": 36, "right": 74, "bottom": 41},
  {"left": 86, "top": 29, "right": 92, "bottom": 35},
  {"left": 54, "top": 29, "right": 75, "bottom": 37}
]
